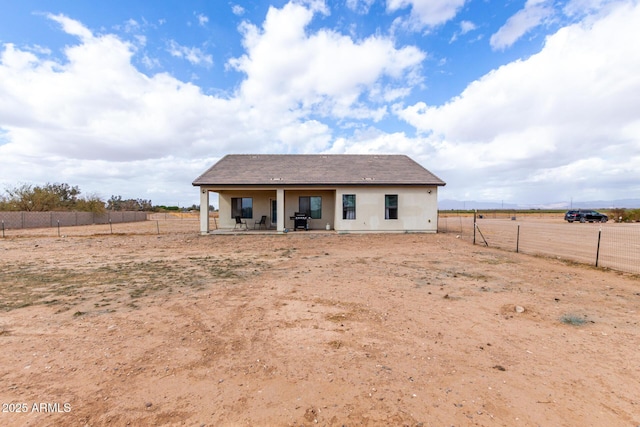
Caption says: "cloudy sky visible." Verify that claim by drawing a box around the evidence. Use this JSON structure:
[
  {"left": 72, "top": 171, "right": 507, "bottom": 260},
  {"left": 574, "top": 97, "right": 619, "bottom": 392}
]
[{"left": 1, "top": 0, "right": 638, "bottom": 208}]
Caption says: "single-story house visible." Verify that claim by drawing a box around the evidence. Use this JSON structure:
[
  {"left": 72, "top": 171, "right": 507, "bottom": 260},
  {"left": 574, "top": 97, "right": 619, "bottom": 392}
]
[{"left": 192, "top": 154, "right": 445, "bottom": 234}]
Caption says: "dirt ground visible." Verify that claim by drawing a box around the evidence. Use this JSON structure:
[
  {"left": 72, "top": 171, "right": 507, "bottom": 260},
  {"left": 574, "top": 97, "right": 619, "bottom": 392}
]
[
  {"left": 0, "top": 219, "right": 639, "bottom": 426},
  {"left": 439, "top": 214, "right": 640, "bottom": 275}
]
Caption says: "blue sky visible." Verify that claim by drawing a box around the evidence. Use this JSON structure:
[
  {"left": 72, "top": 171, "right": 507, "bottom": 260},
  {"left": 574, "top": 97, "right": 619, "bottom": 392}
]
[{"left": 1, "top": 0, "right": 639, "bottom": 208}]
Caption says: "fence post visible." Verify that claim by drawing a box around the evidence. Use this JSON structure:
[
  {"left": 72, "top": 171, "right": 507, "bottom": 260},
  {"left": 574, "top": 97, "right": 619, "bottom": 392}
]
[
  {"left": 473, "top": 210, "right": 477, "bottom": 245},
  {"left": 57, "top": 220, "right": 60, "bottom": 237},
  {"left": 595, "top": 228, "right": 602, "bottom": 267},
  {"left": 516, "top": 225, "right": 520, "bottom": 253},
  {"left": 2, "top": 220, "right": 4, "bottom": 238}
]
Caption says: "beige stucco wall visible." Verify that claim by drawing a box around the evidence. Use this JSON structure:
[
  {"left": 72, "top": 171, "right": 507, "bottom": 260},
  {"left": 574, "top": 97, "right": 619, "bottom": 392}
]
[
  {"left": 280, "top": 189, "right": 336, "bottom": 230},
  {"left": 216, "top": 189, "right": 335, "bottom": 230},
  {"left": 217, "top": 190, "right": 276, "bottom": 229},
  {"left": 211, "top": 186, "right": 438, "bottom": 232},
  {"left": 334, "top": 186, "right": 438, "bottom": 233}
]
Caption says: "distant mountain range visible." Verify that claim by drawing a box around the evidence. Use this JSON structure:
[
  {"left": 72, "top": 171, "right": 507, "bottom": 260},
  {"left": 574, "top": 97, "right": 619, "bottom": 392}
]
[{"left": 439, "top": 199, "right": 640, "bottom": 210}]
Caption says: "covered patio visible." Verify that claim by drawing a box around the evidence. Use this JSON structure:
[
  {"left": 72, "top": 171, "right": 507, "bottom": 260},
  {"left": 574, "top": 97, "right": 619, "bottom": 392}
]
[{"left": 198, "top": 187, "right": 336, "bottom": 234}]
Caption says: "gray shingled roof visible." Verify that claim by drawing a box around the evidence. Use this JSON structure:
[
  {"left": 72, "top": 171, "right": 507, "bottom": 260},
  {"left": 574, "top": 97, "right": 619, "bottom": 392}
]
[{"left": 192, "top": 154, "right": 445, "bottom": 186}]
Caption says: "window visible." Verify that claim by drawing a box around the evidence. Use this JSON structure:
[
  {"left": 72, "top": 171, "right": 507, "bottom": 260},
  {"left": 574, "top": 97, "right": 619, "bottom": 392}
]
[
  {"left": 271, "top": 200, "right": 277, "bottom": 224},
  {"left": 385, "top": 195, "right": 398, "bottom": 220},
  {"left": 342, "top": 194, "right": 356, "bottom": 220},
  {"left": 299, "top": 196, "right": 322, "bottom": 219},
  {"left": 231, "top": 197, "right": 253, "bottom": 218}
]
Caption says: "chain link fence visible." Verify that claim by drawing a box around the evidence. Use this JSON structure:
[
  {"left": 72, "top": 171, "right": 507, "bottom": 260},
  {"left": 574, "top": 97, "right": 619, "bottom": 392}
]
[{"left": 438, "top": 214, "right": 640, "bottom": 275}]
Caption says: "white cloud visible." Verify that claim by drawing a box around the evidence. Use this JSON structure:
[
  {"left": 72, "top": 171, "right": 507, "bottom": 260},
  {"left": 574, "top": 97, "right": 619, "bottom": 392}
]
[
  {"left": 231, "top": 5, "right": 245, "bottom": 16},
  {"left": 196, "top": 13, "right": 209, "bottom": 26},
  {"left": 0, "top": 3, "right": 426, "bottom": 205},
  {"left": 460, "top": 20, "right": 476, "bottom": 34},
  {"left": 346, "top": 0, "right": 376, "bottom": 13},
  {"left": 121, "top": 18, "right": 141, "bottom": 33},
  {"left": 2, "top": 1, "right": 636, "bottom": 207},
  {"left": 228, "top": 2, "right": 425, "bottom": 121},
  {"left": 394, "top": 1, "right": 640, "bottom": 202},
  {"left": 387, "top": 0, "right": 467, "bottom": 29},
  {"left": 327, "top": 127, "right": 424, "bottom": 157},
  {"left": 141, "top": 54, "right": 160, "bottom": 69},
  {"left": 167, "top": 40, "right": 213, "bottom": 66},
  {"left": 1, "top": 9, "right": 368, "bottom": 202},
  {"left": 490, "top": 0, "right": 555, "bottom": 50},
  {"left": 563, "top": 0, "right": 616, "bottom": 17},
  {"left": 450, "top": 19, "right": 477, "bottom": 42},
  {"left": 47, "top": 13, "right": 94, "bottom": 41}
]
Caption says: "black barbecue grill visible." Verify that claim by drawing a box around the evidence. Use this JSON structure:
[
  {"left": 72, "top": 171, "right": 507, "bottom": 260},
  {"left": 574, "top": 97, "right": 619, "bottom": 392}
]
[{"left": 292, "top": 212, "right": 310, "bottom": 231}]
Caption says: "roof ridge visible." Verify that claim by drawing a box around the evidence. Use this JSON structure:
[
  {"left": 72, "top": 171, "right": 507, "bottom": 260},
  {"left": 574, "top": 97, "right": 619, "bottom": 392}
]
[{"left": 192, "top": 154, "right": 445, "bottom": 186}]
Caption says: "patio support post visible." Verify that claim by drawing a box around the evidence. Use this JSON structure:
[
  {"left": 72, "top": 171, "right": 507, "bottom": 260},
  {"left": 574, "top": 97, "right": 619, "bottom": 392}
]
[
  {"left": 277, "top": 188, "right": 285, "bottom": 233},
  {"left": 199, "top": 188, "right": 209, "bottom": 235}
]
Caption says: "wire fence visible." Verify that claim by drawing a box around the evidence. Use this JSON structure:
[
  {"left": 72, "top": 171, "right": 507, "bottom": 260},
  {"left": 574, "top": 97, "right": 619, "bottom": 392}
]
[
  {"left": 0, "top": 211, "right": 147, "bottom": 229},
  {"left": 147, "top": 212, "right": 200, "bottom": 221},
  {"left": 0, "top": 212, "right": 219, "bottom": 238},
  {"left": 147, "top": 212, "right": 219, "bottom": 230},
  {"left": 438, "top": 215, "right": 640, "bottom": 275}
]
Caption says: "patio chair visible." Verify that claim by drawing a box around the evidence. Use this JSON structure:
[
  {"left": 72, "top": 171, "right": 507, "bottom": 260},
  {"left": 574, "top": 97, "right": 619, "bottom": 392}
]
[
  {"left": 254, "top": 215, "right": 267, "bottom": 229},
  {"left": 234, "top": 216, "right": 248, "bottom": 230}
]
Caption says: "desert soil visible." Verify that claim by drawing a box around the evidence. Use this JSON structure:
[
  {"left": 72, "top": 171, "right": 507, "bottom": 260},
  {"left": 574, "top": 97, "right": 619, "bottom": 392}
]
[{"left": 0, "top": 219, "right": 639, "bottom": 426}]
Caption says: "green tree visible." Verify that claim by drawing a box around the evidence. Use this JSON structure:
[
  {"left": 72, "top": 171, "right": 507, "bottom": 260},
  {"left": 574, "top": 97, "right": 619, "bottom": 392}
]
[
  {"left": 43, "top": 183, "right": 80, "bottom": 209},
  {"left": 5, "top": 184, "right": 39, "bottom": 211},
  {"left": 75, "top": 194, "right": 106, "bottom": 214},
  {"left": 107, "top": 195, "right": 153, "bottom": 211},
  {"left": 106, "top": 195, "right": 123, "bottom": 210},
  {"left": 2, "top": 183, "right": 105, "bottom": 212}
]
